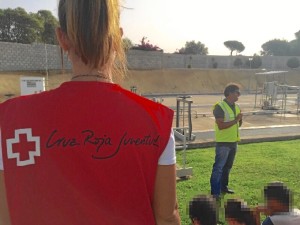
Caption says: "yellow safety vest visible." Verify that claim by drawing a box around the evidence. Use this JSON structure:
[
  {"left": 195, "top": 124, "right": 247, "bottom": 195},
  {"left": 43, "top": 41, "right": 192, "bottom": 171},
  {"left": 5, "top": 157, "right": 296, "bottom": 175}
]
[{"left": 214, "top": 101, "right": 241, "bottom": 142}]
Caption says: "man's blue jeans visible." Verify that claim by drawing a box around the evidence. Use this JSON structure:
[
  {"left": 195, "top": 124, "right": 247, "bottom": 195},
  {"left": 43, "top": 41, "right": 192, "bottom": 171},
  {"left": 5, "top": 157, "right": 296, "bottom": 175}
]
[{"left": 210, "top": 144, "right": 237, "bottom": 196}]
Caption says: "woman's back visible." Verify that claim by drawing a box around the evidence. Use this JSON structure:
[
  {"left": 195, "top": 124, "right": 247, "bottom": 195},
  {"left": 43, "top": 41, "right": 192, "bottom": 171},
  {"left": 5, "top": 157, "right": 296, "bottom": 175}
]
[{"left": 0, "top": 81, "right": 173, "bottom": 225}]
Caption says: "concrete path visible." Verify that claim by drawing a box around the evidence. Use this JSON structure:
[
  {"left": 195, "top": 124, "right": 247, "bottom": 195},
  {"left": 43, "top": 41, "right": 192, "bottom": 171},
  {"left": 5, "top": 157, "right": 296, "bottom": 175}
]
[{"left": 187, "top": 124, "right": 300, "bottom": 148}]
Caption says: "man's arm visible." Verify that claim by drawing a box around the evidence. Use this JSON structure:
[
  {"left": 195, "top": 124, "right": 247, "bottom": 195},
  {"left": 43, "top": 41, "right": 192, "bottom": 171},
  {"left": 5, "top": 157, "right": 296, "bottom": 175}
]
[
  {"left": 213, "top": 104, "right": 243, "bottom": 130},
  {"left": 215, "top": 113, "right": 243, "bottom": 130},
  {"left": 253, "top": 205, "right": 271, "bottom": 225},
  {"left": 0, "top": 171, "right": 11, "bottom": 225},
  {"left": 152, "top": 164, "right": 181, "bottom": 225}
]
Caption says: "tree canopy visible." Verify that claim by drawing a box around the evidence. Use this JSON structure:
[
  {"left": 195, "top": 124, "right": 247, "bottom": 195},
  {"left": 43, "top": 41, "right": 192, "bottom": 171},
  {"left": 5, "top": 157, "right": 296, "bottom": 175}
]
[
  {"left": 288, "top": 39, "right": 300, "bottom": 56},
  {"left": 295, "top": 30, "right": 300, "bottom": 40},
  {"left": 131, "top": 37, "right": 163, "bottom": 51},
  {"left": 245, "top": 54, "right": 262, "bottom": 69},
  {"left": 176, "top": 40, "right": 208, "bottom": 55},
  {"left": 224, "top": 40, "right": 245, "bottom": 56},
  {"left": 286, "top": 57, "right": 300, "bottom": 69},
  {"left": 0, "top": 8, "right": 58, "bottom": 44},
  {"left": 36, "top": 10, "right": 58, "bottom": 44},
  {"left": 261, "top": 39, "right": 291, "bottom": 56},
  {"left": 233, "top": 58, "right": 243, "bottom": 68},
  {"left": 122, "top": 37, "right": 133, "bottom": 51},
  {"left": 261, "top": 30, "right": 300, "bottom": 56}
]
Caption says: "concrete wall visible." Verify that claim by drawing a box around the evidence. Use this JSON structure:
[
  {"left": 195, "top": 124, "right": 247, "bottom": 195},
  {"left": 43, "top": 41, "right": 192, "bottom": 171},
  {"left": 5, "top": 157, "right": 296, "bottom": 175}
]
[
  {"left": 0, "top": 42, "right": 71, "bottom": 71},
  {"left": 0, "top": 42, "right": 300, "bottom": 71}
]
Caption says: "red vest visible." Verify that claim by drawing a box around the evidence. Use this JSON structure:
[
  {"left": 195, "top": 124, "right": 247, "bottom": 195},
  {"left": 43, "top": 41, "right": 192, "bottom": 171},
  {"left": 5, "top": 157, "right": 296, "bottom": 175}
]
[{"left": 0, "top": 82, "right": 173, "bottom": 225}]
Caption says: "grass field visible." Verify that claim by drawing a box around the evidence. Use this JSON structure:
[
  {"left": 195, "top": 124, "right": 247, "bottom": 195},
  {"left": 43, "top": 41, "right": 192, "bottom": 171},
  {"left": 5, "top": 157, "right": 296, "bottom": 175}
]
[{"left": 176, "top": 140, "right": 300, "bottom": 225}]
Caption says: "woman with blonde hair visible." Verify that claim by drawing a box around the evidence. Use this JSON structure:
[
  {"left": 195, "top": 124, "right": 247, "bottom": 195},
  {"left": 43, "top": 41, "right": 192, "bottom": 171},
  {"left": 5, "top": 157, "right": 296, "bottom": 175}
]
[{"left": 0, "top": 1, "right": 180, "bottom": 224}]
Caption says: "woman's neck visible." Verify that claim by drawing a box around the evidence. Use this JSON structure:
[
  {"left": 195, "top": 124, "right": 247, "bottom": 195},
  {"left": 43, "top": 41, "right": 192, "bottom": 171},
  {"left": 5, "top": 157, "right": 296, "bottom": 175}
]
[
  {"left": 67, "top": 48, "right": 114, "bottom": 83},
  {"left": 71, "top": 66, "right": 113, "bottom": 83}
]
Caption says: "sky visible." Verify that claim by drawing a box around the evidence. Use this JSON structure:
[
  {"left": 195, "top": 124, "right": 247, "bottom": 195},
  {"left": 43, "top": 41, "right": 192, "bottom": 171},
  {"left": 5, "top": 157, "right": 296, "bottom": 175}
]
[{"left": 0, "top": 0, "right": 299, "bottom": 56}]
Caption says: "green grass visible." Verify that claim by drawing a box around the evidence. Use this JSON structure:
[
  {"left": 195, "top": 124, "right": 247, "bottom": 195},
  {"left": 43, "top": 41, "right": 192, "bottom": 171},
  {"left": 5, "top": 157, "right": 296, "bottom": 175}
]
[{"left": 176, "top": 140, "right": 300, "bottom": 225}]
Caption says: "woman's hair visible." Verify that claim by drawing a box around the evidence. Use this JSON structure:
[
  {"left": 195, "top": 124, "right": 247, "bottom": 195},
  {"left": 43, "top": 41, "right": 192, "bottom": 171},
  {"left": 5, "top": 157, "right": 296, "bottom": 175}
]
[
  {"left": 225, "top": 199, "right": 256, "bottom": 225},
  {"left": 58, "top": 0, "right": 126, "bottom": 77},
  {"left": 189, "top": 195, "right": 217, "bottom": 225}
]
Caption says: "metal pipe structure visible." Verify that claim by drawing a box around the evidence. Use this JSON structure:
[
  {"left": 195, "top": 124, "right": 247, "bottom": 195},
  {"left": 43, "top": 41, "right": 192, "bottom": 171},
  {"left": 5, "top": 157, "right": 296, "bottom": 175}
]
[
  {"left": 175, "top": 96, "right": 195, "bottom": 141},
  {"left": 254, "top": 71, "right": 288, "bottom": 110}
]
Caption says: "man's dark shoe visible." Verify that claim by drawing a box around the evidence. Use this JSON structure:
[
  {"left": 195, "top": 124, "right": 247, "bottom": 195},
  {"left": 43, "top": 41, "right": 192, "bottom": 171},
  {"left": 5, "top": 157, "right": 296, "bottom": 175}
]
[{"left": 221, "top": 188, "right": 234, "bottom": 194}]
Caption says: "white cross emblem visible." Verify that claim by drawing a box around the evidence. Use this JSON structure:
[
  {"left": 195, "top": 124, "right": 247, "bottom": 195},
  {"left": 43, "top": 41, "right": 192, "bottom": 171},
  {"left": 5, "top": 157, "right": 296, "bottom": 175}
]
[{"left": 6, "top": 128, "right": 41, "bottom": 166}]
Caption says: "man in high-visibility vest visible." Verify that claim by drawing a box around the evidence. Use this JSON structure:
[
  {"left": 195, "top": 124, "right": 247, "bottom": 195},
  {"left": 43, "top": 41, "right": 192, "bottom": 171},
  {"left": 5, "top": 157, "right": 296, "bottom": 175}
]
[{"left": 210, "top": 83, "right": 243, "bottom": 199}]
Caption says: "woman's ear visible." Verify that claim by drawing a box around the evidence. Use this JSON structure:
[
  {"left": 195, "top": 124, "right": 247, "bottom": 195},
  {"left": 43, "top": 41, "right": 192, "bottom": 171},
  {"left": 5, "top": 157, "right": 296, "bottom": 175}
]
[{"left": 56, "top": 27, "right": 70, "bottom": 52}]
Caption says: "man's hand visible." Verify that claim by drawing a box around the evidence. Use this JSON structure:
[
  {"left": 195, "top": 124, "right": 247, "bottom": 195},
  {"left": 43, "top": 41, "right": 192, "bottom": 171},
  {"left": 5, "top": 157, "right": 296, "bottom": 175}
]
[
  {"left": 253, "top": 204, "right": 268, "bottom": 225},
  {"left": 236, "top": 113, "right": 243, "bottom": 122},
  {"left": 216, "top": 112, "right": 243, "bottom": 130}
]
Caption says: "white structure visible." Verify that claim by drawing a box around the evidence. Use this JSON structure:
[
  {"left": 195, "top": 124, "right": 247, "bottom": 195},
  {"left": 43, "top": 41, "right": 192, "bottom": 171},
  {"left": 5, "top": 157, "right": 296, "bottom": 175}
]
[
  {"left": 20, "top": 77, "right": 45, "bottom": 96},
  {"left": 254, "top": 71, "right": 288, "bottom": 109},
  {"left": 254, "top": 71, "right": 300, "bottom": 114}
]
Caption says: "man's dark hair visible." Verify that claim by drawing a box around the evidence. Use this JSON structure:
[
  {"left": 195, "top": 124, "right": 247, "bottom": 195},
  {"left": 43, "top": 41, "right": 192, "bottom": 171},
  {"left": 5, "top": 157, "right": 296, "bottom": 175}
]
[
  {"left": 225, "top": 199, "right": 256, "bottom": 225},
  {"left": 224, "top": 83, "right": 241, "bottom": 97},
  {"left": 189, "top": 195, "right": 217, "bottom": 225},
  {"left": 264, "top": 181, "right": 291, "bottom": 207}
]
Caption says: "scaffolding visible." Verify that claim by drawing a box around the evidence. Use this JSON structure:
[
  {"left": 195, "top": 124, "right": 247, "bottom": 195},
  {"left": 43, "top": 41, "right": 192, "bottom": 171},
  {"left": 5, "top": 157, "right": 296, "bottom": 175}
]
[{"left": 254, "top": 71, "right": 300, "bottom": 114}]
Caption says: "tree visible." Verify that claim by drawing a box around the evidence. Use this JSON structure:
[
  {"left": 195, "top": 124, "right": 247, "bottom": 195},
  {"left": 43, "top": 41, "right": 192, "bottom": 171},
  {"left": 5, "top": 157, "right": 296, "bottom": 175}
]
[
  {"left": 0, "top": 8, "right": 58, "bottom": 44},
  {"left": 36, "top": 10, "right": 58, "bottom": 44},
  {"left": 245, "top": 54, "right": 262, "bottom": 69},
  {"left": 131, "top": 37, "right": 163, "bottom": 51},
  {"left": 289, "top": 39, "right": 300, "bottom": 56},
  {"left": 177, "top": 40, "right": 208, "bottom": 55},
  {"left": 211, "top": 57, "right": 218, "bottom": 68},
  {"left": 122, "top": 37, "right": 133, "bottom": 51},
  {"left": 233, "top": 58, "right": 243, "bottom": 68},
  {"left": 0, "top": 8, "right": 42, "bottom": 44},
  {"left": 288, "top": 30, "right": 300, "bottom": 56},
  {"left": 261, "top": 39, "right": 290, "bottom": 56},
  {"left": 295, "top": 30, "right": 300, "bottom": 40},
  {"left": 286, "top": 57, "right": 300, "bottom": 69},
  {"left": 224, "top": 40, "right": 245, "bottom": 55}
]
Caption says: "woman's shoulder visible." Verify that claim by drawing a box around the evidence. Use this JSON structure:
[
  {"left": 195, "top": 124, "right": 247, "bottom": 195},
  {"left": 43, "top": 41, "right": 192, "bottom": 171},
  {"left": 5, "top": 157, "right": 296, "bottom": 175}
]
[{"left": 0, "top": 86, "right": 59, "bottom": 113}]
